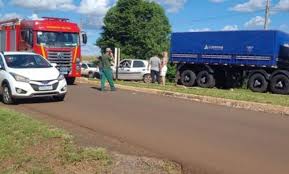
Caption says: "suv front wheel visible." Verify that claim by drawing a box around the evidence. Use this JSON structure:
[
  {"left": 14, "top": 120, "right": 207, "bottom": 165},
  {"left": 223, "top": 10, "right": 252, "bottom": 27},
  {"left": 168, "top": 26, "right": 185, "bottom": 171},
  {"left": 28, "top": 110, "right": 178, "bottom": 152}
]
[{"left": 2, "top": 84, "right": 14, "bottom": 104}]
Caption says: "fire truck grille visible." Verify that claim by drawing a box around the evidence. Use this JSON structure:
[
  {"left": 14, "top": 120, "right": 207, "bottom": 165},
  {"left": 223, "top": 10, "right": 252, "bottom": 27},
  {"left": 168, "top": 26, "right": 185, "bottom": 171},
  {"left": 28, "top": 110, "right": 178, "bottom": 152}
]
[{"left": 47, "top": 51, "right": 73, "bottom": 69}]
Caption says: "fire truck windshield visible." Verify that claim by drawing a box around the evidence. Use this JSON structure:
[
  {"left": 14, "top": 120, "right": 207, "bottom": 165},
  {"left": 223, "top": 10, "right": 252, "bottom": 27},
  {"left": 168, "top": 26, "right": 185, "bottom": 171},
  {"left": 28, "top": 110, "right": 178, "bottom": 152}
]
[{"left": 37, "top": 31, "right": 79, "bottom": 47}]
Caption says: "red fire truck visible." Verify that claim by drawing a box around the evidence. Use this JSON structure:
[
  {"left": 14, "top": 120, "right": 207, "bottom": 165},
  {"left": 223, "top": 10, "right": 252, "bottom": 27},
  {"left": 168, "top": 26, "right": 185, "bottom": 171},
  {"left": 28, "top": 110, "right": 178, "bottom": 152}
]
[{"left": 0, "top": 17, "right": 87, "bottom": 84}]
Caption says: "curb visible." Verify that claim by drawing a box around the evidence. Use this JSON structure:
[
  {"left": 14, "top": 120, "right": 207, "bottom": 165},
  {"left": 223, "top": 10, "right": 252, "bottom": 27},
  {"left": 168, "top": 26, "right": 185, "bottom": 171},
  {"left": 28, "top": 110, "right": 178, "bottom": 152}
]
[{"left": 77, "top": 78, "right": 289, "bottom": 116}]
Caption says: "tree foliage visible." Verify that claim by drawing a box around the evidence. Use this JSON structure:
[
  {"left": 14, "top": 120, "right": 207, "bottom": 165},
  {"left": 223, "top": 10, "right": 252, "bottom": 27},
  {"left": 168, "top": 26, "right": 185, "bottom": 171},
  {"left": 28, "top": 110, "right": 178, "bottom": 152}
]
[{"left": 97, "top": 0, "right": 171, "bottom": 60}]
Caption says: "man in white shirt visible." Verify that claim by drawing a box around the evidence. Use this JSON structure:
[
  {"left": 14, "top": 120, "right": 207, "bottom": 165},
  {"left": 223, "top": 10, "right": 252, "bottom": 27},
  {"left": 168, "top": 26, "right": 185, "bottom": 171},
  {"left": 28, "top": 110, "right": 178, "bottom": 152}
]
[{"left": 148, "top": 55, "right": 161, "bottom": 84}]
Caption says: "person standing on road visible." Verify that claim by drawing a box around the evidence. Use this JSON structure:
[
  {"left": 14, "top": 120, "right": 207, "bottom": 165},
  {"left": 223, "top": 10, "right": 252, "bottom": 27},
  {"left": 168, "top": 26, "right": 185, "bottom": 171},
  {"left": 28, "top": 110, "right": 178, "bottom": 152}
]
[
  {"left": 99, "top": 48, "right": 116, "bottom": 91},
  {"left": 160, "top": 51, "right": 168, "bottom": 86},
  {"left": 97, "top": 56, "right": 103, "bottom": 80},
  {"left": 148, "top": 54, "right": 161, "bottom": 84}
]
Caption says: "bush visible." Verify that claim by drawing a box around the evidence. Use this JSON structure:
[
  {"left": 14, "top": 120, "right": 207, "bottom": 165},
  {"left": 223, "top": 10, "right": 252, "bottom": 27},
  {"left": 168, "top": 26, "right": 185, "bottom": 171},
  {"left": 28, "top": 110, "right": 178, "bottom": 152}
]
[{"left": 166, "top": 63, "right": 176, "bottom": 82}]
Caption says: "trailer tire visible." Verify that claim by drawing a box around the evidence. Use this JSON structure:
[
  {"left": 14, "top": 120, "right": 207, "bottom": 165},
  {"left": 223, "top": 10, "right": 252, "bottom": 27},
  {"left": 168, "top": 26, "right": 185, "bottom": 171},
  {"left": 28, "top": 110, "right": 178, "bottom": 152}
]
[
  {"left": 196, "top": 71, "right": 216, "bottom": 88},
  {"left": 248, "top": 73, "right": 268, "bottom": 93},
  {"left": 181, "top": 70, "right": 196, "bottom": 87},
  {"left": 270, "top": 74, "right": 289, "bottom": 95}
]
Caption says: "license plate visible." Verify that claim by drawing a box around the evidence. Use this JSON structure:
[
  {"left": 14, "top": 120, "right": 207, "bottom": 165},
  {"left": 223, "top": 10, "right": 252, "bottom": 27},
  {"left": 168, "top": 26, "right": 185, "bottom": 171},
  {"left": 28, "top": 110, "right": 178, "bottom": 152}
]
[
  {"left": 59, "top": 67, "right": 69, "bottom": 74},
  {"left": 39, "top": 85, "right": 53, "bottom": 91}
]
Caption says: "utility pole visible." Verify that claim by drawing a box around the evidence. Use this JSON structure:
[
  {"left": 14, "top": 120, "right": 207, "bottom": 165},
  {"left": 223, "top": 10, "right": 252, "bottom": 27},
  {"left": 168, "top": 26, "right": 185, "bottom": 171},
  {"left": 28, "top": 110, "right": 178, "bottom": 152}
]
[{"left": 264, "top": 0, "right": 270, "bottom": 30}]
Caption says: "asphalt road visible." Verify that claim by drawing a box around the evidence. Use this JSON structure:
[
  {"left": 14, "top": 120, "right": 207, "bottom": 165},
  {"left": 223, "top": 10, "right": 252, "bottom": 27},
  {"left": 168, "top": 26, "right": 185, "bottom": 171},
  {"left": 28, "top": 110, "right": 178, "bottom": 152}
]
[{"left": 3, "top": 84, "right": 289, "bottom": 174}]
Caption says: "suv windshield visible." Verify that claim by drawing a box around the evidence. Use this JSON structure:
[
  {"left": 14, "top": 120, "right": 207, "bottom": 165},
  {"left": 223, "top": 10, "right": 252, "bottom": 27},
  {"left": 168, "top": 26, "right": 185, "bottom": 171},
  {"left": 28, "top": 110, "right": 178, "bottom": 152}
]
[
  {"left": 37, "top": 31, "right": 79, "bottom": 47},
  {"left": 4, "top": 54, "right": 52, "bottom": 68}
]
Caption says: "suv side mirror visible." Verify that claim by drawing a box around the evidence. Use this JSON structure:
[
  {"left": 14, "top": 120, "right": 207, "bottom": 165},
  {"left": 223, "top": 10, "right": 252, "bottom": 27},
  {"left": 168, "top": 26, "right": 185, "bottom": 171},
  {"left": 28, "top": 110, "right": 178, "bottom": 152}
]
[
  {"left": 51, "top": 63, "right": 57, "bottom": 67},
  {"left": 81, "top": 32, "right": 87, "bottom": 45},
  {"left": 0, "top": 64, "right": 4, "bottom": 70}
]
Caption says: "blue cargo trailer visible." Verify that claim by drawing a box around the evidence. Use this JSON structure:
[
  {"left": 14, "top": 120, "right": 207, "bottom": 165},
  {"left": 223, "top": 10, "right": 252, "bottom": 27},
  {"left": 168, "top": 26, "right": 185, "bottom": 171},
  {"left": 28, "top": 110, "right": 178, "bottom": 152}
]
[{"left": 171, "top": 30, "right": 289, "bottom": 94}]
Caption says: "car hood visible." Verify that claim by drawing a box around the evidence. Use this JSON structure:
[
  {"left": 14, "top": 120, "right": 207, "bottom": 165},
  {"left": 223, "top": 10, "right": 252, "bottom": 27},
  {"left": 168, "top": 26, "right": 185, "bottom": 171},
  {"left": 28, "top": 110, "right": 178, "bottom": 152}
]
[{"left": 8, "top": 67, "right": 60, "bottom": 81}]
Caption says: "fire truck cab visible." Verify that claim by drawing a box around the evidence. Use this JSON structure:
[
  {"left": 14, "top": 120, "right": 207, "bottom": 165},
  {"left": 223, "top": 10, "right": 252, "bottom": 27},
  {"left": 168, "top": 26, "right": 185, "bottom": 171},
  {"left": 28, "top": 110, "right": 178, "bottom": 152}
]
[{"left": 0, "top": 17, "right": 87, "bottom": 84}]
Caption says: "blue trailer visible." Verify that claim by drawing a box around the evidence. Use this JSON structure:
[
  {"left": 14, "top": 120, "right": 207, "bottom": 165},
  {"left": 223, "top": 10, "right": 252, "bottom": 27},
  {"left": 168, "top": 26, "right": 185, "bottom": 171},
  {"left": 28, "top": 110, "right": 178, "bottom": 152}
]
[{"left": 171, "top": 30, "right": 289, "bottom": 94}]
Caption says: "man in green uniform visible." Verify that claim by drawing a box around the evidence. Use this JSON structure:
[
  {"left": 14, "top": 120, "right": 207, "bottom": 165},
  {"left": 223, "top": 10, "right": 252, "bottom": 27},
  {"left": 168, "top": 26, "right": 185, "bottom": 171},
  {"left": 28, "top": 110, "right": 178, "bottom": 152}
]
[{"left": 100, "top": 48, "right": 116, "bottom": 91}]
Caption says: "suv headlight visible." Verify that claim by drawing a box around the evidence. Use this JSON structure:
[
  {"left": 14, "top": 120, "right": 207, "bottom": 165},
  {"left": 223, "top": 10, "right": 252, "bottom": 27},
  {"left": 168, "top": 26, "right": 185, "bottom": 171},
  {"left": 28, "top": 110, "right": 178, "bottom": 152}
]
[
  {"left": 58, "top": 74, "right": 65, "bottom": 81},
  {"left": 10, "top": 73, "right": 30, "bottom": 83}
]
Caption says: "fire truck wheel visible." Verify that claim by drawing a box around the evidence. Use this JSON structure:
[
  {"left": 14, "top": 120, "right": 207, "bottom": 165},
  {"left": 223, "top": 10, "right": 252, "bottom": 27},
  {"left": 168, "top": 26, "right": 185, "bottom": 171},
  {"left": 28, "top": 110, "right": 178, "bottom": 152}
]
[
  {"left": 66, "top": 77, "right": 76, "bottom": 85},
  {"left": 53, "top": 95, "right": 66, "bottom": 102}
]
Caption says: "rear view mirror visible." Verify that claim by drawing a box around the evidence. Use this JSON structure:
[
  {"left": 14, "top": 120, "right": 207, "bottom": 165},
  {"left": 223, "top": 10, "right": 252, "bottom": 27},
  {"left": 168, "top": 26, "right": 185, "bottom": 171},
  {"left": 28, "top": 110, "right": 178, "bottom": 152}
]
[
  {"left": 0, "top": 64, "right": 3, "bottom": 70},
  {"left": 51, "top": 63, "right": 57, "bottom": 67},
  {"left": 81, "top": 32, "right": 87, "bottom": 45}
]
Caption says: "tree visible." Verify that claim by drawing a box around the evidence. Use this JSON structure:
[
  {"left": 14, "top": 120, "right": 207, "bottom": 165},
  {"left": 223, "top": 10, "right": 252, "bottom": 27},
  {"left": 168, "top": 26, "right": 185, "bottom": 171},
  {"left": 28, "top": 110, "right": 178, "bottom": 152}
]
[{"left": 97, "top": 0, "right": 171, "bottom": 60}]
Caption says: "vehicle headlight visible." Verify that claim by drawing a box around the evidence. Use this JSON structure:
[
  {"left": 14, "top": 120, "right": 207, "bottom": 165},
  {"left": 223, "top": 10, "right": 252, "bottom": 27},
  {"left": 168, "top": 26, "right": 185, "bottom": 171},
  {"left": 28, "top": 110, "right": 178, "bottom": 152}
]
[
  {"left": 10, "top": 73, "right": 30, "bottom": 83},
  {"left": 58, "top": 74, "right": 65, "bottom": 81}
]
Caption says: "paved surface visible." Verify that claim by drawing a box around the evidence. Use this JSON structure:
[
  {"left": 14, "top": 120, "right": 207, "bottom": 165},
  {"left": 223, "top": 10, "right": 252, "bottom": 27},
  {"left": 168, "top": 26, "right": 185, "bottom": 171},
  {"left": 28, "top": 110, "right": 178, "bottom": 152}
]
[{"left": 3, "top": 83, "right": 289, "bottom": 174}]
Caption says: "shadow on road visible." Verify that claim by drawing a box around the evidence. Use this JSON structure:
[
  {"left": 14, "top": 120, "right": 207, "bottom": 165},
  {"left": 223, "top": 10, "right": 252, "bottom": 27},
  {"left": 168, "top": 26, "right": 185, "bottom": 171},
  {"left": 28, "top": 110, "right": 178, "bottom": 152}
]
[{"left": 91, "top": 87, "right": 102, "bottom": 91}]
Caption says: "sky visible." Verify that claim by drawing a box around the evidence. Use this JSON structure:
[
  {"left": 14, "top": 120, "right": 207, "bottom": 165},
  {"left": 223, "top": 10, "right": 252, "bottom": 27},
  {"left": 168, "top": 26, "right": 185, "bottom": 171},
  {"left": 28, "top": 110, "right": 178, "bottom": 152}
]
[{"left": 0, "top": 0, "right": 289, "bottom": 56}]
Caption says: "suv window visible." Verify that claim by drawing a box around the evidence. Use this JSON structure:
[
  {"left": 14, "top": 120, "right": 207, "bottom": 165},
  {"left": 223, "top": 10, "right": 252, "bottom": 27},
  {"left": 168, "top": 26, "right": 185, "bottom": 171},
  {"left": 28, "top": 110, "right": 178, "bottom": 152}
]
[
  {"left": 133, "top": 61, "right": 145, "bottom": 68},
  {"left": 82, "top": 64, "right": 88, "bottom": 68},
  {"left": 0, "top": 56, "right": 4, "bottom": 68}
]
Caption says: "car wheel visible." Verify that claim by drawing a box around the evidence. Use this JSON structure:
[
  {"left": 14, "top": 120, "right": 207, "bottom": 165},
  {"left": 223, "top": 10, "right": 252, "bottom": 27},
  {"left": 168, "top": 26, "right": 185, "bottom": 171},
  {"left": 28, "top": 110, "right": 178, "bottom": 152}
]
[
  {"left": 248, "top": 73, "right": 268, "bottom": 93},
  {"left": 270, "top": 74, "right": 289, "bottom": 95},
  {"left": 2, "top": 84, "right": 14, "bottom": 105},
  {"left": 53, "top": 95, "right": 65, "bottom": 102},
  {"left": 143, "top": 74, "right": 152, "bottom": 83}
]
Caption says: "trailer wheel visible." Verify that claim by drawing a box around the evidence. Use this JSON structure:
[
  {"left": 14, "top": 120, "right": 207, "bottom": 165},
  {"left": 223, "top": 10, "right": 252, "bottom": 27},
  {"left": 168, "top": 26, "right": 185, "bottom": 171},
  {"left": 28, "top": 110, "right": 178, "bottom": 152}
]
[
  {"left": 248, "top": 73, "right": 268, "bottom": 93},
  {"left": 196, "top": 71, "right": 216, "bottom": 88},
  {"left": 181, "top": 70, "right": 196, "bottom": 87},
  {"left": 270, "top": 74, "right": 289, "bottom": 95}
]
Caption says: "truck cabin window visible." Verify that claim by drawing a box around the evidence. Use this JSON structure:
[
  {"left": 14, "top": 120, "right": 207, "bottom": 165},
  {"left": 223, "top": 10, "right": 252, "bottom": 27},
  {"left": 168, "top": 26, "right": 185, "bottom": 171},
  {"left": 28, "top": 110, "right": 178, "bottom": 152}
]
[
  {"left": 37, "top": 31, "right": 79, "bottom": 47},
  {"left": 4, "top": 55, "right": 52, "bottom": 68}
]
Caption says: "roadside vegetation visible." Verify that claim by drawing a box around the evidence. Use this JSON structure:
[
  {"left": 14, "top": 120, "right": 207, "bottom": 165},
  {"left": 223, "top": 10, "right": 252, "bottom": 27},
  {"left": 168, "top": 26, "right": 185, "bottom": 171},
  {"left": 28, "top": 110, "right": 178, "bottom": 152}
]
[
  {"left": 117, "top": 81, "right": 289, "bottom": 107},
  {"left": 0, "top": 108, "right": 181, "bottom": 174},
  {"left": 87, "top": 79, "right": 289, "bottom": 107}
]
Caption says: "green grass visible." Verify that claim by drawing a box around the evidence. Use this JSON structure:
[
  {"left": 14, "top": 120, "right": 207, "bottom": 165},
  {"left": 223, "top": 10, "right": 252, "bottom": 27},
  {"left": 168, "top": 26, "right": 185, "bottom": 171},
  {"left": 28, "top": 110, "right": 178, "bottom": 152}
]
[
  {"left": 105, "top": 80, "right": 289, "bottom": 107},
  {"left": 0, "top": 108, "right": 111, "bottom": 174}
]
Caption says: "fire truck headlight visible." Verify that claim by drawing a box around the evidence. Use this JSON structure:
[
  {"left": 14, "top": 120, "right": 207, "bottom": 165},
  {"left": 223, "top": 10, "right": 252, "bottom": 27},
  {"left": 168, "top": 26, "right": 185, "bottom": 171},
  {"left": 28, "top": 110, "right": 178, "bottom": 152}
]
[
  {"left": 57, "top": 74, "right": 65, "bottom": 81},
  {"left": 10, "top": 73, "right": 30, "bottom": 83}
]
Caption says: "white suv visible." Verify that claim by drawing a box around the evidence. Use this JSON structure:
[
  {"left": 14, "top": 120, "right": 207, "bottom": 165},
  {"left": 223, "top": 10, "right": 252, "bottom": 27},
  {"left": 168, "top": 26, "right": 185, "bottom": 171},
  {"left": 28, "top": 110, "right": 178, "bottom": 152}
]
[{"left": 0, "top": 52, "right": 67, "bottom": 104}]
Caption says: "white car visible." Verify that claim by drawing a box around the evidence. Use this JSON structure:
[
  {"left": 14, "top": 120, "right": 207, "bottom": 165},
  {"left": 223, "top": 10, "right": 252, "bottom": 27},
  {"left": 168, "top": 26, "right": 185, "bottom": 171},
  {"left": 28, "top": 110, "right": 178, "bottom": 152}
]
[
  {"left": 81, "top": 62, "right": 99, "bottom": 78},
  {"left": 112, "top": 59, "right": 151, "bottom": 83},
  {"left": 0, "top": 52, "right": 67, "bottom": 104}
]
